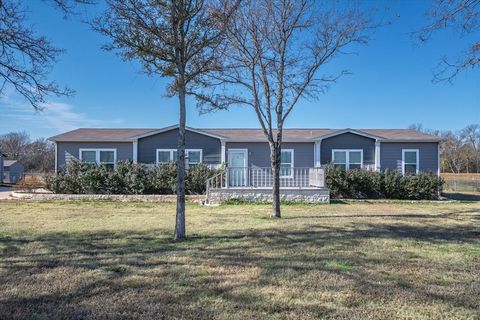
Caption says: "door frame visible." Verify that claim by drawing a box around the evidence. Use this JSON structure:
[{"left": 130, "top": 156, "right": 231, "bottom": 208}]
[{"left": 227, "top": 148, "right": 248, "bottom": 187}]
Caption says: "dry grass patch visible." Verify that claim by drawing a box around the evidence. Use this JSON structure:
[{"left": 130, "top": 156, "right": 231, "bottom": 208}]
[{"left": 0, "top": 200, "right": 479, "bottom": 319}]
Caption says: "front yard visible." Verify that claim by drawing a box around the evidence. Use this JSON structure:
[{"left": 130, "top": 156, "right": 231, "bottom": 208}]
[{"left": 0, "top": 200, "right": 479, "bottom": 319}]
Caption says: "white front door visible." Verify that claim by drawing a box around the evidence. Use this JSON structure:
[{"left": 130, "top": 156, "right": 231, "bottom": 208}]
[{"left": 228, "top": 149, "right": 248, "bottom": 187}]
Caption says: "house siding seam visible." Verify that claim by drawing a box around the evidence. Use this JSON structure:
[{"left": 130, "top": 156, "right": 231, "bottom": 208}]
[
  {"left": 56, "top": 142, "right": 134, "bottom": 170},
  {"left": 320, "top": 133, "right": 375, "bottom": 165},
  {"left": 0, "top": 155, "right": 3, "bottom": 184},
  {"left": 380, "top": 142, "right": 439, "bottom": 173},
  {"left": 225, "top": 142, "right": 314, "bottom": 168},
  {"left": 137, "top": 128, "right": 221, "bottom": 165}
]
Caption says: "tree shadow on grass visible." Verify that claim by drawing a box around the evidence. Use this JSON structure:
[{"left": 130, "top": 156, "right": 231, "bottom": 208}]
[
  {"left": 443, "top": 192, "right": 480, "bottom": 201},
  {"left": 0, "top": 221, "right": 479, "bottom": 319}
]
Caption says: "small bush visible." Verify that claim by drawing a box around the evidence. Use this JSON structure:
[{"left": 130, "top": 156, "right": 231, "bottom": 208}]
[
  {"left": 325, "top": 164, "right": 444, "bottom": 200},
  {"left": 13, "top": 176, "right": 45, "bottom": 193},
  {"left": 187, "top": 164, "right": 221, "bottom": 194}
]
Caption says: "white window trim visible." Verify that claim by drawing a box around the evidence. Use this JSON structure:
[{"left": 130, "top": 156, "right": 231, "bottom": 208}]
[
  {"left": 332, "top": 149, "right": 364, "bottom": 170},
  {"left": 402, "top": 149, "right": 419, "bottom": 175},
  {"left": 156, "top": 149, "right": 176, "bottom": 164},
  {"left": 156, "top": 149, "right": 203, "bottom": 164},
  {"left": 79, "top": 148, "right": 117, "bottom": 167},
  {"left": 186, "top": 149, "right": 203, "bottom": 165},
  {"left": 280, "top": 149, "right": 294, "bottom": 178}
]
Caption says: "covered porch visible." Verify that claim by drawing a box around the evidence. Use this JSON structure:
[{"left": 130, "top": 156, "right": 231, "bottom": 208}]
[{"left": 205, "top": 167, "right": 330, "bottom": 204}]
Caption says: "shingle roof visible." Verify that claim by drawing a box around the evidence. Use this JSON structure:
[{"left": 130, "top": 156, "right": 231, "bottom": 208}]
[
  {"left": 49, "top": 128, "right": 158, "bottom": 142},
  {"left": 49, "top": 127, "right": 441, "bottom": 142},
  {"left": 4, "top": 160, "right": 18, "bottom": 167}
]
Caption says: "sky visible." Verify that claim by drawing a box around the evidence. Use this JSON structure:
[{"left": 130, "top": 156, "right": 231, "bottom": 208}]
[{"left": 0, "top": 0, "right": 478, "bottom": 139}]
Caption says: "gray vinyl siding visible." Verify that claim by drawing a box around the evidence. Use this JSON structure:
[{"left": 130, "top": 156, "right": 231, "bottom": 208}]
[
  {"left": 56, "top": 142, "right": 133, "bottom": 170},
  {"left": 321, "top": 133, "right": 375, "bottom": 165},
  {"left": 137, "top": 129, "right": 221, "bottom": 165},
  {"left": 4, "top": 162, "right": 25, "bottom": 183},
  {"left": 226, "top": 142, "right": 314, "bottom": 167},
  {"left": 380, "top": 142, "right": 439, "bottom": 173}
]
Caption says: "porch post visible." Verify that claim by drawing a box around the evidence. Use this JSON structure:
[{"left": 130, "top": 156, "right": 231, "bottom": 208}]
[
  {"left": 221, "top": 141, "right": 226, "bottom": 164},
  {"left": 437, "top": 142, "right": 441, "bottom": 176},
  {"left": 314, "top": 140, "right": 322, "bottom": 167},
  {"left": 375, "top": 140, "right": 381, "bottom": 172},
  {"left": 132, "top": 140, "right": 138, "bottom": 163},
  {"left": 54, "top": 142, "right": 58, "bottom": 173}
]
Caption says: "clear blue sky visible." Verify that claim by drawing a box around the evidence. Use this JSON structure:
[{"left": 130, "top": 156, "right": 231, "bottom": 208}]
[{"left": 0, "top": 0, "right": 478, "bottom": 139}]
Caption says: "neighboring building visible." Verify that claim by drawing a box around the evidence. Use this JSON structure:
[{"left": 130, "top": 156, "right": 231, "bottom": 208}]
[
  {"left": 0, "top": 152, "right": 5, "bottom": 184},
  {"left": 50, "top": 125, "right": 441, "bottom": 175},
  {"left": 3, "top": 160, "right": 25, "bottom": 184}
]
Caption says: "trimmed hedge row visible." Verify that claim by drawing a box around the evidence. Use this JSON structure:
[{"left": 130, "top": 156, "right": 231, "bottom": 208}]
[
  {"left": 45, "top": 161, "right": 220, "bottom": 195},
  {"left": 324, "top": 164, "right": 444, "bottom": 200},
  {"left": 46, "top": 161, "right": 443, "bottom": 199}
]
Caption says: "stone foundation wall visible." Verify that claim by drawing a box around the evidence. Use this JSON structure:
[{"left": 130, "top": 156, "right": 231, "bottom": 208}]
[
  {"left": 10, "top": 192, "right": 206, "bottom": 204},
  {"left": 208, "top": 188, "right": 330, "bottom": 204}
]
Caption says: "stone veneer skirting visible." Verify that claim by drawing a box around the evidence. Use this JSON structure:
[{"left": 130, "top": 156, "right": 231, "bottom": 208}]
[
  {"left": 207, "top": 188, "right": 330, "bottom": 204},
  {"left": 10, "top": 191, "right": 206, "bottom": 203}
]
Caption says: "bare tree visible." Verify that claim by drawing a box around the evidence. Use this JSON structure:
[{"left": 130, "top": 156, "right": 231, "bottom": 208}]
[
  {"left": 415, "top": 0, "right": 480, "bottom": 82},
  {"left": 0, "top": 132, "right": 55, "bottom": 172},
  {"left": 0, "top": 0, "right": 92, "bottom": 110},
  {"left": 94, "top": 0, "right": 235, "bottom": 240},
  {"left": 461, "top": 124, "right": 480, "bottom": 172},
  {"left": 0, "top": 131, "right": 29, "bottom": 159},
  {"left": 198, "top": 0, "right": 371, "bottom": 217}
]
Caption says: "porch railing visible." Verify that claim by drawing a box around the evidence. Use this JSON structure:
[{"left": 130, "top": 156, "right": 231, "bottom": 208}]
[{"left": 205, "top": 167, "right": 325, "bottom": 193}]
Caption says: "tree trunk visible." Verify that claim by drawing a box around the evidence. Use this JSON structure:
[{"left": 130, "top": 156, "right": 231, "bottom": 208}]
[
  {"left": 174, "top": 80, "right": 186, "bottom": 241},
  {"left": 270, "top": 142, "right": 281, "bottom": 218}
]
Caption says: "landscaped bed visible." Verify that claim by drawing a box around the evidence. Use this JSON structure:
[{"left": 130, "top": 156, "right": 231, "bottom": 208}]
[{"left": 0, "top": 200, "right": 479, "bottom": 319}]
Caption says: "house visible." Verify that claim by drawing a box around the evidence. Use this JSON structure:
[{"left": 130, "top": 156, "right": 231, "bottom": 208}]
[
  {"left": 0, "top": 151, "right": 5, "bottom": 184},
  {"left": 49, "top": 125, "right": 441, "bottom": 202},
  {"left": 3, "top": 160, "right": 25, "bottom": 183}
]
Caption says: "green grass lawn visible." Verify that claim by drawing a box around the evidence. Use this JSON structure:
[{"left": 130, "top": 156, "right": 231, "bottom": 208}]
[{"left": 0, "top": 200, "right": 479, "bottom": 319}]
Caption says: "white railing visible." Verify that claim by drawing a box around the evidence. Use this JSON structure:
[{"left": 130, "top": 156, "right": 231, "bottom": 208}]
[{"left": 206, "top": 167, "right": 325, "bottom": 190}]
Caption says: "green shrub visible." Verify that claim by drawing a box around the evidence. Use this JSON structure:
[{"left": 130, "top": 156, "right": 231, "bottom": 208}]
[
  {"left": 187, "top": 163, "right": 221, "bottom": 194},
  {"left": 324, "top": 164, "right": 444, "bottom": 200},
  {"left": 150, "top": 162, "right": 177, "bottom": 194},
  {"left": 113, "top": 161, "right": 151, "bottom": 194},
  {"left": 45, "top": 160, "right": 220, "bottom": 195}
]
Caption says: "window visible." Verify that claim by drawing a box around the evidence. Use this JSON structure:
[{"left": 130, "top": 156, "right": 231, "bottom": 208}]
[
  {"left": 156, "top": 149, "right": 202, "bottom": 165},
  {"left": 280, "top": 149, "right": 294, "bottom": 177},
  {"left": 79, "top": 149, "right": 116, "bottom": 169},
  {"left": 157, "top": 149, "right": 177, "bottom": 163},
  {"left": 332, "top": 149, "right": 363, "bottom": 170},
  {"left": 402, "top": 149, "right": 419, "bottom": 174},
  {"left": 187, "top": 149, "right": 202, "bottom": 165}
]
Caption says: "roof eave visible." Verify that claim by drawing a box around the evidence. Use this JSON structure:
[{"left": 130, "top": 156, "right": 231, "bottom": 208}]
[
  {"left": 378, "top": 139, "right": 442, "bottom": 143},
  {"left": 130, "top": 125, "right": 227, "bottom": 140},
  {"left": 224, "top": 139, "right": 316, "bottom": 143},
  {"left": 314, "top": 128, "right": 383, "bottom": 141},
  {"left": 52, "top": 139, "right": 134, "bottom": 143}
]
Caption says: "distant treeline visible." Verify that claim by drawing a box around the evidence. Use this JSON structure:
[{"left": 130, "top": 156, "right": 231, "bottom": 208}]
[
  {"left": 409, "top": 124, "right": 480, "bottom": 174},
  {"left": 0, "top": 132, "right": 54, "bottom": 173}
]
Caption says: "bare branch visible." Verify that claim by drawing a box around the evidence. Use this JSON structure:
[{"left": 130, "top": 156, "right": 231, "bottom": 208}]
[
  {"left": 414, "top": 0, "right": 480, "bottom": 81},
  {"left": 0, "top": 0, "right": 74, "bottom": 110}
]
